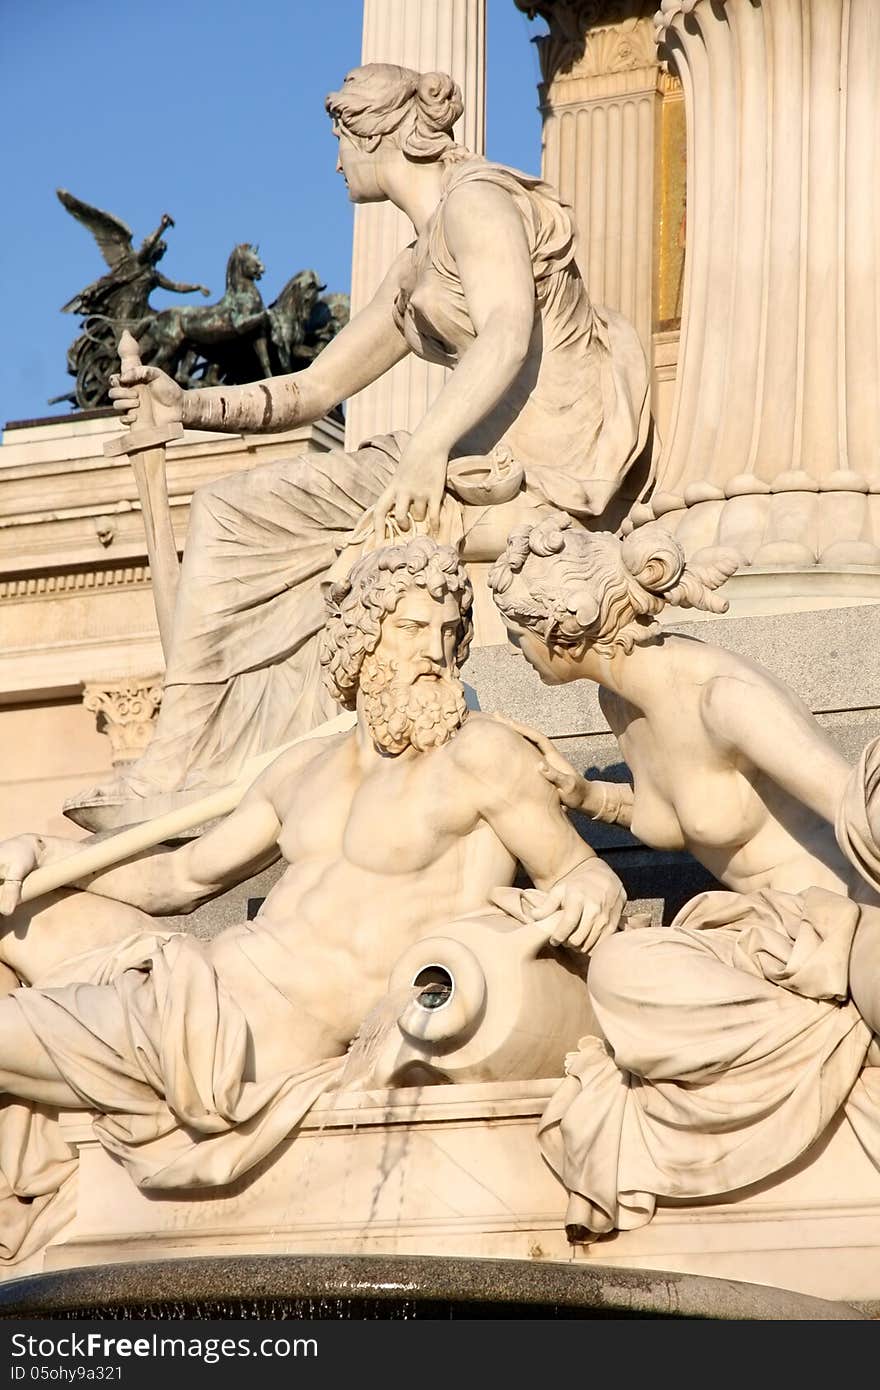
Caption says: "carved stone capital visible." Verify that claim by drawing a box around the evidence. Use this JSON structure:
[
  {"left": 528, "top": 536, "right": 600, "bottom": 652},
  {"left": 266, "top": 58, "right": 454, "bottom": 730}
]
[
  {"left": 83, "top": 677, "right": 163, "bottom": 765},
  {"left": 516, "top": 0, "right": 658, "bottom": 84},
  {"left": 653, "top": 0, "right": 716, "bottom": 44}
]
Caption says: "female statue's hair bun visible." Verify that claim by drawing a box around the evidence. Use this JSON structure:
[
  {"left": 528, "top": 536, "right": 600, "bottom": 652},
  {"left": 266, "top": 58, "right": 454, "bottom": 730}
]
[
  {"left": 407, "top": 71, "right": 463, "bottom": 158},
  {"left": 620, "top": 531, "right": 685, "bottom": 595},
  {"left": 622, "top": 530, "right": 738, "bottom": 614},
  {"left": 327, "top": 64, "right": 463, "bottom": 161},
  {"left": 416, "top": 71, "right": 463, "bottom": 131},
  {"left": 489, "top": 511, "right": 739, "bottom": 657}
]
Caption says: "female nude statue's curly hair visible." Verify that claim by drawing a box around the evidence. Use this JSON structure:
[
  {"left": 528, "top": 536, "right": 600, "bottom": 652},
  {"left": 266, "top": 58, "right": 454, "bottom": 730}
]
[
  {"left": 320, "top": 538, "right": 474, "bottom": 709},
  {"left": 488, "top": 513, "right": 737, "bottom": 657},
  {"left": 326, "top": 63, "right": 469, "bottom": 163}
]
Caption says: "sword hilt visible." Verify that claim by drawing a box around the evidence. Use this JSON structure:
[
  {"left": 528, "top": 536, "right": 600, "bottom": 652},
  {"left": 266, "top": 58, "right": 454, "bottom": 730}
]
[{"left": 104, "top": 330, "right": 183, "bottom": 458}]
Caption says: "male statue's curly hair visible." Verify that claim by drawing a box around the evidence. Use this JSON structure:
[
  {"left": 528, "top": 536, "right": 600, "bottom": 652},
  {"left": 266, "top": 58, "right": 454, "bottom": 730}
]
[
  {"left": 489, "top": 513, "right": 737, "bottom": 657},
  {"left": 320, "top": 538, "right": 474, "bottom": 709}
]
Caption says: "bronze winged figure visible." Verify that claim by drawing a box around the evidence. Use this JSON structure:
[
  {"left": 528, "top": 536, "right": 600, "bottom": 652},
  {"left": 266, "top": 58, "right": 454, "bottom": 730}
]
[
  {"left": 54, "top": 190, "right": 209, "bottom": 407},
  {"left": 53, "top": 192, "right": 347, "bottom": 410}
]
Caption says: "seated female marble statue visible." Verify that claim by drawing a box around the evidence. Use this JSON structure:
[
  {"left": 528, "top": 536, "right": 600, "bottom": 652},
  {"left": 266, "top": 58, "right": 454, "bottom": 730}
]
[
  {"left": 83, "top": 61, "right": 650, "bottom": 821},
  {"left": 489, "top": 514, "right": 880, "bottom": 1239}
]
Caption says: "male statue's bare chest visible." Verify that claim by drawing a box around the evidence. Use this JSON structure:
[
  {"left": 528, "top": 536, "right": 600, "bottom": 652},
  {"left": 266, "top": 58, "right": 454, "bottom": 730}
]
[{"left": 277, "top": 746, "right": 475, "bottom": 876}]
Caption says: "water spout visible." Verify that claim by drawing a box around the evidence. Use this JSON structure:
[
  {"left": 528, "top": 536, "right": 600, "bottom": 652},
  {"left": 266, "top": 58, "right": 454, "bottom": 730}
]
[{"left": 334, "top": 984, "right": 422, "bottom": 1097}]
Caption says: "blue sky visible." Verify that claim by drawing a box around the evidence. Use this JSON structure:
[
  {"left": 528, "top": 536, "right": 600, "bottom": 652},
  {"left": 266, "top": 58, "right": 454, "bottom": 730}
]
[{"left": 1, "top": 0, "right": 547, "bottom": 425}]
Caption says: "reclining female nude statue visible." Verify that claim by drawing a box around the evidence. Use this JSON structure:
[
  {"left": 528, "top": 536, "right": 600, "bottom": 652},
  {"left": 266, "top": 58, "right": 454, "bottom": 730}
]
[
  {"left": 488, "top": 514, "right": 880, "bottom": 1239},
  {"left": 0, "top": 539, "right": 624, "bottom": 1264},
  {"left": 71, "top": 61, "right": 650, "bottom": 823}
]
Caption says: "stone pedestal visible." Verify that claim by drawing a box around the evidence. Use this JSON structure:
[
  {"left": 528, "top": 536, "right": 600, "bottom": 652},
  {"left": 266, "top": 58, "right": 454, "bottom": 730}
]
[
  {"left": 344, "top": 0, "right": 486, "bottom": 449},
  {"left": 630, "top": 0, "right": 880, "bottom": 578},
  {"left": 27, "top": 1079, "right": 880, "bottom": 1308}
]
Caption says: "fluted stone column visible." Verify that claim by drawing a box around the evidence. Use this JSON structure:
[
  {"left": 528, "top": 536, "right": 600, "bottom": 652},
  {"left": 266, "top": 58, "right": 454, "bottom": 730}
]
[
  {"left": 517, "top": 1, "right": 687, "bottom": 433},
  {"left": 629, "top": 0, "right": 880, "bottom": 576},
  {"left": 344, "top": 0, "right": 486, "bottom": 450}
]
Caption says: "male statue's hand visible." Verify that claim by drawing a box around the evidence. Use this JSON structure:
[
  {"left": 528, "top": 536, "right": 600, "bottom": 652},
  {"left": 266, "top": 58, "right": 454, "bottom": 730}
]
[
  {"left": 527, "top": 858, "right": 625, "bottom": 955},
  {"left": 0, "top": 835, "right": 42, "bottom": 916},
  {"left": 372, "top": 441, "right": 448, "bottom": 543},
  {"left": 109, "top": 364, "right": 184, "bottom": 429}
]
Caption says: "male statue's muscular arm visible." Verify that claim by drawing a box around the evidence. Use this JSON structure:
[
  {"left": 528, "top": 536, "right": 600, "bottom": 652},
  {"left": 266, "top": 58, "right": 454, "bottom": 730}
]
[
  {"left": 0, "top": 740, "right": 324, "bottom": 919},
  {"left": 491, "top": 715, "right": 634, "bottom": 828},
  {"left": 450, "top": 716, "right": 626, "bottom": 954}
]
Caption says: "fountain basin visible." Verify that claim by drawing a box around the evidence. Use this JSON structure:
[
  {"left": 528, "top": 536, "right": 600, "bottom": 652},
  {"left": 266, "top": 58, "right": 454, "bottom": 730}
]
[
  {"left": 0, "top": 1253, "right": 863, "bottom": 1320},
  {"left": 7, "top": 1078, "right": 878, "bottom": 1310}
]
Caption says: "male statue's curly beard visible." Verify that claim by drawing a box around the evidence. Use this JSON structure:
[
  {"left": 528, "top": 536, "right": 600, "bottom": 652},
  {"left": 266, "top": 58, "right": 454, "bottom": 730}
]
[{"left": 358, "top": 651, "right": 469, "bottom": 755}]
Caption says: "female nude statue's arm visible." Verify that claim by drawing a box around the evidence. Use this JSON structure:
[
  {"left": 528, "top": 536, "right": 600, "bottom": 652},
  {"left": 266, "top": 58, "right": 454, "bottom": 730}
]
[
  {"left": 532, "top": 670, "right": 849, "bottom": 833},
  {"left": 372, "top": 181, "right": 537, "bottom": 537},
  {"left": 110, "top": 249, "right": 413, "bottom": 436},
  {"left": 490, "top": 715, "right": 634, "bottom": 827}
]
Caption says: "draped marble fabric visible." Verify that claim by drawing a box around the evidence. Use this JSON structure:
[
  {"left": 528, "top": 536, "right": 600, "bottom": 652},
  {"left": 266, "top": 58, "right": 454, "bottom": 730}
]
[
  {"left": 0, "top": 929, "right": 343, "bottom": 1264},
  {"left": 399, "top": 159, "right": 651, "bottom": 517},
  {"left": 539, "top": 737, "right": 880, "bottom": 1240}
]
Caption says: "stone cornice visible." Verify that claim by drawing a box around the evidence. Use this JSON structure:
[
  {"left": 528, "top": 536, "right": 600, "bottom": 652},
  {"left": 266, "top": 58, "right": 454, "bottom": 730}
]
[
  {"left": 0, "top": 412, "right": 345, "bottom": 583},
  {"left": 0, "top": 563, "right": 152, "bottom": 603}
]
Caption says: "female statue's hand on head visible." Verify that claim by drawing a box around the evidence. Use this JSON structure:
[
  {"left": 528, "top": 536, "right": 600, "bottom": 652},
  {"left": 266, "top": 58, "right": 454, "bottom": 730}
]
[{"left": 372, "top": 437, "right": 449, "bottom": 541}]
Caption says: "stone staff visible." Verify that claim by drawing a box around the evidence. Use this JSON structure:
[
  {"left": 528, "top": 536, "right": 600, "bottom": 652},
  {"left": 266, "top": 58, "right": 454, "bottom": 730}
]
[{"left": 104, "top": 330, "right": 183, "bottom": 654}]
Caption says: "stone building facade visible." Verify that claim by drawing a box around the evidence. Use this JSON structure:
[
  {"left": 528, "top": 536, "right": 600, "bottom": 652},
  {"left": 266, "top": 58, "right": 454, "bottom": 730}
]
[{"left": 0, "top": 412, "right": 341, "bottom": 837}]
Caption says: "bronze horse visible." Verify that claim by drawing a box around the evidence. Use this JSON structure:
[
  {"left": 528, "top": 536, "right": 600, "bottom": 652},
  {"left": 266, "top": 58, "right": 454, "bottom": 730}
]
[{"left": 140, "top": 243, "right": 272, "bottom": 383}]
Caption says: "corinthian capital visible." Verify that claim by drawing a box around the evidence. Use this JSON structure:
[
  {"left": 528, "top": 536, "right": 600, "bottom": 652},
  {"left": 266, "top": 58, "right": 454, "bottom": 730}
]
[
  {"left": 515, "top": 0, "right": 658, "bottom": 84},
  {"left": 83, "top": 677, "right": 163, "bottom": 765}
]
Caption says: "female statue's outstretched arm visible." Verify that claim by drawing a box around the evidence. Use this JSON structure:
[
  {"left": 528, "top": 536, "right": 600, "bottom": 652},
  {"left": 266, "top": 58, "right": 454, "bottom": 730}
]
[{"left": 110, "top": 248, "right": 412, "bottom": 435}]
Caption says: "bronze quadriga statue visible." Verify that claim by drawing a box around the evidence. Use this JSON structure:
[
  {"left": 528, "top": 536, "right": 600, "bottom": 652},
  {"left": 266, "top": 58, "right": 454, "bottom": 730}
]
[{"left": 53, "top": 189, "right": 348, "bottom": 409}]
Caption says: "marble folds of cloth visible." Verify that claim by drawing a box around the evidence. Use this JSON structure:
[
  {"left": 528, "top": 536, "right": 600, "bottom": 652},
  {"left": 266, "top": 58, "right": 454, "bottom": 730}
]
[{"left": 0, "top": 929, "right": 343, "bottom": 1265}]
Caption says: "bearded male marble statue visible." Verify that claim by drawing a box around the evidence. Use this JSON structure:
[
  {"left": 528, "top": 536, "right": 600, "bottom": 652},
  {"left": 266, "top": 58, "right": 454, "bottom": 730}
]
[{"left": 0, "top": 537, "right": 624, "bottom": 1263}]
